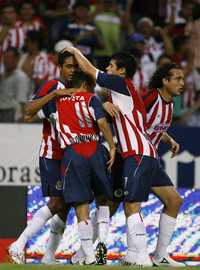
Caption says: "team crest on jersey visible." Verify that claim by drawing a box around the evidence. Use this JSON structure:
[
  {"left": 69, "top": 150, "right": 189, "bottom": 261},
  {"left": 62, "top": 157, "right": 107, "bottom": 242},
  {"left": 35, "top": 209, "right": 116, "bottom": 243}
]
[
  {"left": 55, "top": 180, "right": 62, "bottom": 190},
  {"left": 154, "top": 123, "right": 169, "bottom": 132},
  {"left": 114, "top": 189, "right": 123, "bottom": 198}
]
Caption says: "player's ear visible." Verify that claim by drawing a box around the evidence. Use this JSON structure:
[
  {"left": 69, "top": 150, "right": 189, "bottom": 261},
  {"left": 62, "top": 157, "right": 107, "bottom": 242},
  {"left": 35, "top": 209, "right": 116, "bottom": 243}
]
[
  {"left": 162, "top": 77, "right": 168, "bottom": 87},
  {"left": 119, "top": 67, "right": 126, "bottom": 76}
]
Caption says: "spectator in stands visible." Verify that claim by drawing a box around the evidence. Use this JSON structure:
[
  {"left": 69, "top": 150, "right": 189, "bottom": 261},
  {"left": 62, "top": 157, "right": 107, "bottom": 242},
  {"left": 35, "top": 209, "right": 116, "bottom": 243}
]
[
  {"left": 0, "top": 47, "right": 30, "bottom": 122},
  {"left": 124, "top": 32, "right": 156, "bottom": 93},
  {"left": 0, "top": 3, "right": 25, "bottom": 76},
  {"left": 61, "top": 0, "right": 104, "bottom": 62},
  {"left": 137, "top": 17, "right": 174, "bottom": 63},
  {"left": 43, "top": 0, "right": 71, "bottom": 45},
  {"left": 94, "top": 0, "right": 122, "bottom": 70},
  {"left": 16, "top": 0, "right": 47, "bottom": 37},
  {"left": 171, "top": 35, "right": 197, "bottom": 124},
  {"left": 18, "top": 30, "right": 49, "bottom": 88},
  {"left": 157, "top": 53, "right": 172, "bottom": 68},
  {"left": 185, "top": 3, "right": 200, "bottom": 71}
]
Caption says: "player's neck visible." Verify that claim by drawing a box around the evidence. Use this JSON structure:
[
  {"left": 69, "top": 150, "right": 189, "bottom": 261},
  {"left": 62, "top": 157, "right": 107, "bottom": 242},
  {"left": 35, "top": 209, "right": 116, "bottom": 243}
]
[
  {"left": 76, "top": 87, "right": 87, "bottom": 93},
  {"left": 158, "top": 88, "right": 173, "bottom": 103}
]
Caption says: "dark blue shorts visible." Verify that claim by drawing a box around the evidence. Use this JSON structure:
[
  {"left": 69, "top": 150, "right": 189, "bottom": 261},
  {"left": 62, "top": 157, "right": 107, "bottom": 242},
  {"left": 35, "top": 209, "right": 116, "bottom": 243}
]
[
  {"left": 110, "top": 151, "right": 124, "bottom": 201},
  {"left": 61, "top": 143, "right": 113, "bottom": 204},
  {"left": 123, "top": 155, "right": 173, "bottom": 202},
  {"left": 39, "top": 157, "right": 63, "bottom": 197}
]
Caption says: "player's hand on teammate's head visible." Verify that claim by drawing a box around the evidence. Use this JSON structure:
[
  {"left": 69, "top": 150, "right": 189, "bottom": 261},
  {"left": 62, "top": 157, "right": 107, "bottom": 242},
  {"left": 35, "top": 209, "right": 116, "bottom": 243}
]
[
  {"left": 103, "top": 102, "right": 121, "bottom": 118},
  {"left": 54, "top": 88, "right": 76, "bottom": 96},
  {"left": 107, "top": 146, "right": 116, "bottom": 171},
  {"left": 61, "top": 46, "right": 78, "bottom": 55}
]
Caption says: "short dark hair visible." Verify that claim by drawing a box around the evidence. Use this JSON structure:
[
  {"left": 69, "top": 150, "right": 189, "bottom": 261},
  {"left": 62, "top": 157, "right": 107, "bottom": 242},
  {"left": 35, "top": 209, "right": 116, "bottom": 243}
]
[
  {"left": 111, "top": 52, "right": 137, "bottom": 78},
  {"left": 58, "top": 51, "right": 73, "bottom": 66},
  {"left": 71, "top": 71, "right": 95, "bottom": 91},
  {"left": 148, "top": 63, "right": 182, "bottom": 89}
]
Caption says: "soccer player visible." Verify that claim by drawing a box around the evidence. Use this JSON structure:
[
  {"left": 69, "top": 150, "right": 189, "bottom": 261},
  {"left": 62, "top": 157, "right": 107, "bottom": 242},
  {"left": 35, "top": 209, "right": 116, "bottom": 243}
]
[
  {"left": 45, "top": 70, "right": 116, "bottom": 264},
  {"left": 97, "top": 63, "right": 185, "bottom": 267},
  {"left": 64, "top": 47, "right": 159, "bottom": 267},
  {"left": 141, "top": 63, "right": 185, "bottom": 266},
  {"left": 8, "top": 51, "right": 77, "bottom": 264}
]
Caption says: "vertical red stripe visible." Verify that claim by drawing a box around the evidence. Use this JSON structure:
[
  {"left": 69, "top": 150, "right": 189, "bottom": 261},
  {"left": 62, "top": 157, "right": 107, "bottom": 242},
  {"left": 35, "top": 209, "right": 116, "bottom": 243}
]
[
  {"left": 167, "top": 103, "right": 173, "bottom": 125},
  {"left": 154, "top": 133, "right": 163, "bottom": 148},
  {"left": 125, "top": 115, "right": 144, "bottom": 155},
  {"left": 146, "top": 102, "right": 159, "bottom": 129},
  {"left": 119, "top": 113, "right": 132, "bottom": 152},
  {"left": 42, "top": 119, "right": 51, "bottom": 157},
  {"left": 15, "top": 28, "right": 20, "bottom": 48},
  {"left": 160, "top": 99, "right": 166, "bottom": 124}
]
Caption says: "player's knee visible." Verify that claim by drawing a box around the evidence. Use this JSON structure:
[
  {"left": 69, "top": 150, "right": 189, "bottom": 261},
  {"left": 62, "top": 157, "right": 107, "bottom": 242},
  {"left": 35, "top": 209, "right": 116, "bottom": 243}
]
[
  {"left": 165, "top": 194, "right": 183, "bottom": 211},
  {"left": 48, "top": 199, "right": 65, "bottom": 214}
]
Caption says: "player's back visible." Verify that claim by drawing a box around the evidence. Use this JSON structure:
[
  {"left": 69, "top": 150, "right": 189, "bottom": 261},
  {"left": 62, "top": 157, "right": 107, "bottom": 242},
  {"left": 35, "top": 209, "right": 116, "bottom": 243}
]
[{"left": 56, "top": 91, "right": 99, "bottom": 148}]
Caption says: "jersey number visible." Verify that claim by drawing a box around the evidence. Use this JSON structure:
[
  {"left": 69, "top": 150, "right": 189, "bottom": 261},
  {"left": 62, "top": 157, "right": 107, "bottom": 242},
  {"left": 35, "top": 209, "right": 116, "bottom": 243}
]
[{"left": 75, "top": 101, "right": 92, "bottom": 128}]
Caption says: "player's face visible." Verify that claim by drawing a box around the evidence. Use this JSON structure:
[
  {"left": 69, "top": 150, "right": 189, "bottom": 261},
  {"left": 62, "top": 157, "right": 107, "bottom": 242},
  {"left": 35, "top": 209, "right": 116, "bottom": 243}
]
[
  {"left": 60, "top": 56, "right": 77, "bottom": 81},
  {"left": 106, "top": 60, "right": 121, "bottom": 76},
  {"left": 165, "top": 69, "right": 185, "bottom": 97}
]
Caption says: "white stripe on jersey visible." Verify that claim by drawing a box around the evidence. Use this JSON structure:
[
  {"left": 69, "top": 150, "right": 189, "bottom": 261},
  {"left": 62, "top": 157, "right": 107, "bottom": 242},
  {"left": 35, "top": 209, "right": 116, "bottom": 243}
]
[
  {"left": 46, "top": 136, "right": 53, "bottom": 158},
  {"left": 40, "top": 138, "right": 46, "bottom": 157}
]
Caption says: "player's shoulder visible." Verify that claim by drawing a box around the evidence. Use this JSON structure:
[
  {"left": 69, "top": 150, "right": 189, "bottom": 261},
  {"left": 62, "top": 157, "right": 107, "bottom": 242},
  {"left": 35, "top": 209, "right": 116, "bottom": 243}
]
[
  {"left": 142, "top": 88, "right": 158, "bottom": 100},
  {"left": 36, "top": 79, "right": 59, "bottom": 97},
  {"left": 142, "top": 89, "right": 159, "bottom": 111}
]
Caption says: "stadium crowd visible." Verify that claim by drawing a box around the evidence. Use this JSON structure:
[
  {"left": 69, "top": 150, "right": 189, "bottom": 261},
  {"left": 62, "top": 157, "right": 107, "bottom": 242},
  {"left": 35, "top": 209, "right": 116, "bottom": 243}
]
[{"left": 0, "top": 0, "right": 200, "bottom": 125}]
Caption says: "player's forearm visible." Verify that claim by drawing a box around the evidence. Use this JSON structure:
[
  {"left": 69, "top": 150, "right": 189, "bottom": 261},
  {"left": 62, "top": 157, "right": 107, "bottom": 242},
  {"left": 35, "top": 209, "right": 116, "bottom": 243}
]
[
  {"left": 71, "top": 48, "right": 97, "bottom": 80},
  {"left": 25, "top": 91, "right": 56, "bottom": 116},
  {"left": 161, "top": 132, "right": 173, "bottom": 145},
  {"left": 98, "top": 118, "right": 116, "bottom": 150}
]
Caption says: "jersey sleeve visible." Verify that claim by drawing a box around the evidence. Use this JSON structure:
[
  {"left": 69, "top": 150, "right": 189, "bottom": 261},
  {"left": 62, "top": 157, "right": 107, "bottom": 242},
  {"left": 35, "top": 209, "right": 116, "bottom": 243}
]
[
  {"left": 142, "top": 90, "right": 158, "bottom": 113},
  {"left": 89, "top": 95, "right": 106, "bottom": 121},
  {"left": 39, "top": 99, "right": 56, "bottom": 118},
  {"left": 96, "top": 71, "right": 130, "bottom": 96},
  {"left": 32, "top": 80, "right": 58, "bottom": 100}
]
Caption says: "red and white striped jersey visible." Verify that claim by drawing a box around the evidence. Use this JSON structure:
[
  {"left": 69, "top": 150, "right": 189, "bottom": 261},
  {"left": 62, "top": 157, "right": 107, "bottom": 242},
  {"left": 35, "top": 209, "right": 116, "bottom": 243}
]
[
  {"left": 97, "top": 71, "right": 157, "bottom": 158},
  {"left": 0, "top": 25, "right": 25, "bottom": 51},
  {"left": 142, "top": 89, "right": 174, "bottom": 149},
  {"left": 55, "top": 92, "right": 104, "bottom": 149},
  {"left": 0, "top": 25, "right": 25, "bottom": 75},
  {"left": 33, "top": 79, "right": 66, "bottom": 159},
  {"left": 32, "top": 51, "right": 49, "bottom": 81},
  {"left": 47, "top": 56, "right": 60, "bottom": 80},
  {"left": 16, "top": 17, "right": 45, "bottom": 34}
]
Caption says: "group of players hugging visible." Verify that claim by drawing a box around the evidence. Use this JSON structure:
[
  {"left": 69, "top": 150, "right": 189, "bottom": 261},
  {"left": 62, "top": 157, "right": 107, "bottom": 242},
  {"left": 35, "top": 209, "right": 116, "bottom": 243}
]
[{"left": 8, "top": 45, "right": 185, "bottom": 267}]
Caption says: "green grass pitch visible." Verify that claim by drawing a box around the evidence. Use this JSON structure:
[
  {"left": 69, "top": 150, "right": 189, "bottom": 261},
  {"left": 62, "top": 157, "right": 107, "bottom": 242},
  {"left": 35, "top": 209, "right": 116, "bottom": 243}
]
[{"left": 0, "top": 264, "right": 200, "bottom": 270}]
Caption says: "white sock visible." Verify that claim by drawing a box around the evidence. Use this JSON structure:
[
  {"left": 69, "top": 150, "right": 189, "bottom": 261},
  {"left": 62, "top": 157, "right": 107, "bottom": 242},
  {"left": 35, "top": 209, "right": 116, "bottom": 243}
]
[
  {"left": 78, "top": 220, "right": 95, "bottom": 260},
  {"left": 97, "top": 206, "right": 110, "bottom": 243},
  {"left": 90, "top": 210, "right": 98, "bottom": 243},
  {"left": 14, "top": 206, "right": 52, "bottom": 250},
  {"left": 127, "top": 213, "right": 148, "bottom": 259},
  {"left": 155, "top": 213, "right": 176, "bottom": 259},
  {"left": 42, "top": 214, "right": 65, "bottom": 261}
]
